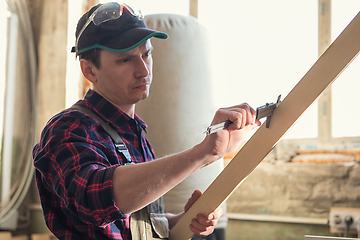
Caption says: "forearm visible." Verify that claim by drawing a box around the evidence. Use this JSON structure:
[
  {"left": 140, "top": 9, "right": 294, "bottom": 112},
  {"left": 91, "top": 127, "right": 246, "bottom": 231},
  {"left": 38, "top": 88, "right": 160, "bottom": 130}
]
[
  {"left": 112, "top": 142, "right": 217, "bottom": 214},
  {"left": 112, "top": 103, "right": 260, "bottom": 215}
]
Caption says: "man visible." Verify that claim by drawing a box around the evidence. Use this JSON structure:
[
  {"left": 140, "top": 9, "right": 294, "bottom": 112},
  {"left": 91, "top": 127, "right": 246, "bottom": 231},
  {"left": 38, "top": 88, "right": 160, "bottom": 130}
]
[{"left": 33, "top": 2, "right": 260, "bottom": 240}]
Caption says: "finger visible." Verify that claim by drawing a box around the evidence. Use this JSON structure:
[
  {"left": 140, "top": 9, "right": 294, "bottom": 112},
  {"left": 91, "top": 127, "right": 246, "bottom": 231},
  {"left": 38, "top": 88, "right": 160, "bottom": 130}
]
[
  {"left": 239, "top": 103, "right": 256, "bottom": 126},
  {"left": 208, "top": 207, "right": 223, "bottom": 220},
  {"left": 190, "top": 217, "right": 217, "bottom": 237},
  {"left": 249, "top": 104, "right": 257, "bottom": 120},
  {"left": 228, "top": 111, "right": 244, "bottom": 130},
  {"left": 214, "top": 103, "right": 258, "bottom": 130},
  {"left": 229, "top": 108, "right": 248, "bottom": 130},
  {"left": 245, "top": 107, "right": 253, "bottom": 127},
  {"left": 189, "top": 222, "right": 214, "bottom": 237},
  {"left": 196, "top": 213, "right": 219, "bottom": 227},
  {"left": 184, "top": 190, "right": 202, "bottom": 212},
  {"left": 191, "top": 189, "right": 202, "bottom": 200},
  {"left": 255, "top": 118, "right": 261, "bottom": 126},
  {"left": 191, "top": 218, "right": 210, "bottom": 231},
  {"left": 229, "top": 103, "right": 253, "bottom": 128},
  {"left": 248, "top": 106, "right": 256, "bottom": 125}
]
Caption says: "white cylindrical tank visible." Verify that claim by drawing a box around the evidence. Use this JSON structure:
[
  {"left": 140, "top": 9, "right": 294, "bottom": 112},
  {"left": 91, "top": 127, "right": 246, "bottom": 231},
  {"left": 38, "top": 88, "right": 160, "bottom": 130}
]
[{"left": 137, "top": 14, "right": 227, "bottom": 231}]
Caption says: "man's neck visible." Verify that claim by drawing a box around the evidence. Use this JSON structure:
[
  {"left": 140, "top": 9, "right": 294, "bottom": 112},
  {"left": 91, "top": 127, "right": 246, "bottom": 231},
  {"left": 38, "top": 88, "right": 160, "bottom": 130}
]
[
  {"left": 91, "top": 88, "right": 135, "bottom": 118},
  {"left": 118, "top": 105, "right": 135, "bottom": 118}
]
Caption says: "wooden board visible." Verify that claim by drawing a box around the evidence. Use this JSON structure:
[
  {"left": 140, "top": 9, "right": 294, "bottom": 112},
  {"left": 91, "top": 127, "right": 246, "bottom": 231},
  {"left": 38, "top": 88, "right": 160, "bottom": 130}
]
[
  {"left": 0, "top": 232, "right": 12, "bottom": 240},
  {"left": 30, "top": 234, "right": 51, "bottom": 240},
  {"left": 169, "top": 11, "right": 360, "bottom": 240},
  {"left": 305, "top": 236, "right": 355, "bottom": 240}
]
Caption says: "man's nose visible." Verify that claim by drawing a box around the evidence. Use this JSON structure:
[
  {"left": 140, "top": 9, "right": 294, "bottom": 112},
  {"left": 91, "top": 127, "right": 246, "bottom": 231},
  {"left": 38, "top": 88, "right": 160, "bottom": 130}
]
[{"left": 134, "top": 57, "right": 150, "bottom": 78}]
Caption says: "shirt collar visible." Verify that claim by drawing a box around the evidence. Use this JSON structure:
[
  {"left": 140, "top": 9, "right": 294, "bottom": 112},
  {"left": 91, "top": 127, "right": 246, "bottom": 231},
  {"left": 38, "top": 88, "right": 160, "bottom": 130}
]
[{"left": 82, "top": 89, "right": 148, "bottom": 132}]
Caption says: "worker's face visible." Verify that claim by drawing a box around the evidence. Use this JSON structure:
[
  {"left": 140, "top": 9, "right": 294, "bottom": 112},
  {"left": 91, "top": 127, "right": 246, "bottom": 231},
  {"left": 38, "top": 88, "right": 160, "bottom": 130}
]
[{"left": 91, "top": 40, "right": 153, "bottom": 109}]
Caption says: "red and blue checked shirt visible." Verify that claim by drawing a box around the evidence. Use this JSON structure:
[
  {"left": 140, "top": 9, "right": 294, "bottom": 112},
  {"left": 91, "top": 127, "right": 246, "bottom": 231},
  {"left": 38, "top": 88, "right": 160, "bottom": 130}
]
[{"left": 33, "top": 89, "right": 156, "bottom": 240}]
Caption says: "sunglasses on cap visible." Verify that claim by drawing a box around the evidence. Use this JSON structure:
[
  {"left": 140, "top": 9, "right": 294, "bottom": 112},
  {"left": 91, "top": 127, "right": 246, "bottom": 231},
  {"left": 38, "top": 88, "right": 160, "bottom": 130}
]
[{"left": 75, "top": 2, "right": 143, "bottom": 54}]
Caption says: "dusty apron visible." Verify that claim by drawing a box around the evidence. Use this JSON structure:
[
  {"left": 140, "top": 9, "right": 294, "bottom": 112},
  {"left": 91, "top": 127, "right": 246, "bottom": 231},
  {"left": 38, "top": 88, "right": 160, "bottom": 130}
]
[{"left": 130, "top": 197, "right": 169, "bottom": 239}]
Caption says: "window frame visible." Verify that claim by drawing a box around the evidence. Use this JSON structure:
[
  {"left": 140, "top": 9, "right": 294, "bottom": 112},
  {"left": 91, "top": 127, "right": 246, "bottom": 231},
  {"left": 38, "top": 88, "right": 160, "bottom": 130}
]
[{"left": 277, "top": 0, "right": 360, "bottom": 159}]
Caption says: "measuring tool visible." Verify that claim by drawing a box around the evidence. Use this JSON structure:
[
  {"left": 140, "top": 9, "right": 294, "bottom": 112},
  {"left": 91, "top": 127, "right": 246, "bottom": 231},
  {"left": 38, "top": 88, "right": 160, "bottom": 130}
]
[{"left": 204, "top": 95, "right": 282, "bottom": 135}]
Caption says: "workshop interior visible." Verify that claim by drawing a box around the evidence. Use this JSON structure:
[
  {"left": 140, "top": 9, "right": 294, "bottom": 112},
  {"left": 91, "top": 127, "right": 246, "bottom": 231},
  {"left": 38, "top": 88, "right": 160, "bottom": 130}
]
[{"left": 1, "top": 0, "right": 360, "bottom": 239}]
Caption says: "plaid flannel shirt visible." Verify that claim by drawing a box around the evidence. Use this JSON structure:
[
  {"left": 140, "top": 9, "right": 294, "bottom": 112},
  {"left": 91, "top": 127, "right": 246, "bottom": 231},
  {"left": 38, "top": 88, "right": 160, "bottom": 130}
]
[{"left": 33, "top": 89, "right": 156, "bottom": 240}]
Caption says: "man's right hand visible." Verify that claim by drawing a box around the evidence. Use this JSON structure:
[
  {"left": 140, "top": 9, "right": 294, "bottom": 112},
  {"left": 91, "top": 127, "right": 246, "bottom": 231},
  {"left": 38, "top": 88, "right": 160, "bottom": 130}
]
[{"left": 201, "top": 103, "right": 261, "bottom": 162}]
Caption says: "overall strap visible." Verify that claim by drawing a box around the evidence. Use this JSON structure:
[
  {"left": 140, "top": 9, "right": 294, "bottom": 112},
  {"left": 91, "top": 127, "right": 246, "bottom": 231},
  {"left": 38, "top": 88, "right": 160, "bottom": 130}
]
[
  {"left": 70, "top": 106, "right": 169, "bottom": 238},
  {"left": 69, "top": 105, "right": 134, "bottom": 165}
]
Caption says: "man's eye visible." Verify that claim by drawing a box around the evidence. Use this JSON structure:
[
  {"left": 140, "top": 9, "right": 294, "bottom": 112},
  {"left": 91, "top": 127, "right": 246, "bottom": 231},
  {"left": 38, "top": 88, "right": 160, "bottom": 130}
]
[{"left": 118, "top": 58, "right": 130, "bottom": 63}]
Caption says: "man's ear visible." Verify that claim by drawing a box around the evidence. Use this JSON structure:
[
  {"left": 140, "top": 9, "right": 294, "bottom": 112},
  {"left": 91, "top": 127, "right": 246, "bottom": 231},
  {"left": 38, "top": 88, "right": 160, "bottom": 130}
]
[{"left": 80, "top": 59, "right": 97, "bottom": 83}]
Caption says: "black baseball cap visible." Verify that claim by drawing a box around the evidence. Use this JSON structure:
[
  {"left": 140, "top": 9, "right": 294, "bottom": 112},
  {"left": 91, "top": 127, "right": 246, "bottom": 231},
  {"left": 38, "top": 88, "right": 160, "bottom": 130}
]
[{"left": 71, "top": 2, "right": 168, "bottom": 55}]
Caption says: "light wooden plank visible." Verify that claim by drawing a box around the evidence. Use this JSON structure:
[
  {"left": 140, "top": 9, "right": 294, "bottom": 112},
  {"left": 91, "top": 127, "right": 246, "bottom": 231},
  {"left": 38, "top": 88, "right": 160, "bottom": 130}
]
[
  {"left": 305, "top": 236, "right": 356, "bottom": 240},
  {"left": 169, "top": 11, "right": 360, "bottom": 240},
  {"left": 227, "top": 213, "right": 328, "bottom": 225},
  {"left": 189, "top": 0, "right": 198, "bottom": 18},
  {"left": 318, "top": 0, "right": 332, "bottom": 54},
  {"left": 30, "top": 234, "right": 50, "bottom": 240},
  {"left": 12, "top": 235, "right": 29, "bottom": 240},
  {"left": 318, "top": 0, "right": 332, "bottom": 141},
  {"left": 0, "top": 232, "right": 12, "bottom": 240}
]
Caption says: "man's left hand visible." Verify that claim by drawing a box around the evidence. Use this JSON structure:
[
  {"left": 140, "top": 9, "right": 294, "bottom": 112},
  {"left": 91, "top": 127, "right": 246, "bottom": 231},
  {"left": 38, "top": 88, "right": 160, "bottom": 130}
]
[{"left": 185, "top": 190, "right": 223, "bottom": 237}]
